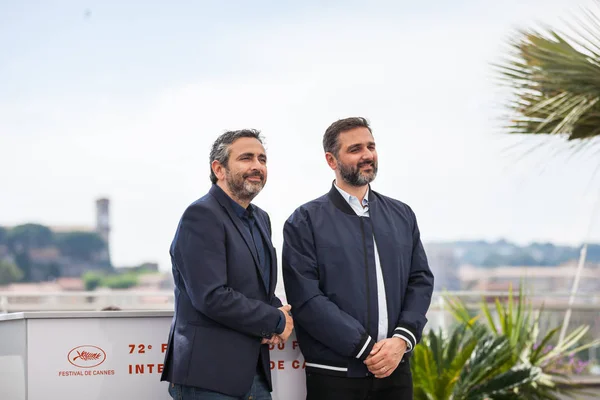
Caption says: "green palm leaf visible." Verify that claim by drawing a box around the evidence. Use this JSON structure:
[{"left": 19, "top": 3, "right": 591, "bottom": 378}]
[
  {"left": 497, "top": 3, "right": 600, "bottom": 145},
  {"left": 422, "top": 285, "right": 600, "bottom": 399},
  {"left": 466, "top": 366, "right": 541, "bottom": 400},
  {"left": 412, "top": 323, "right": 542, "bottom": 400}
]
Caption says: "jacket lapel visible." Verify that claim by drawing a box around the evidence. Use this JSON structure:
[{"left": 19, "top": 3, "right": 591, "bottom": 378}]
[{"left": 209, "top": 185, "right": 261, "bottom": 273}]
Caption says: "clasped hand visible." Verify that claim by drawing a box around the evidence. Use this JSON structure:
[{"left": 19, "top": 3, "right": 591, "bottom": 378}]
[
  {"left": 261, "top": 304, "right": 294, "bottom": 345},
  {"left": 363, "top": 337, "right": 407, "bottom": 378}
]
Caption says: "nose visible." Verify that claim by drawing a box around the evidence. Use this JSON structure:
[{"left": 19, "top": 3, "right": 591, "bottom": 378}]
[
  {"left": 362, "top": 148, "right": 375, "bottom": 160},
  {"left": 251, "top": 157, "right": 266, "bottom": 172}
]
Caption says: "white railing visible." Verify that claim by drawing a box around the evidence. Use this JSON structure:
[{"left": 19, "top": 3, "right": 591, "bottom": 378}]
[
  {"left": 0, "top": 290, "right": 174, "bottom": 313},
  {"left": 0, "top": 290, "right": 599, "bottom": 313}
]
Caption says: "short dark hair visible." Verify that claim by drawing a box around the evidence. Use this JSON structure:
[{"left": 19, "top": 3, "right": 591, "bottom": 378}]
[
  {"left": 209, "top": 129, "right": 264, "bottom": 184},
  {"left": 323, "top": 117, "right": 372, "bottom": 156}
]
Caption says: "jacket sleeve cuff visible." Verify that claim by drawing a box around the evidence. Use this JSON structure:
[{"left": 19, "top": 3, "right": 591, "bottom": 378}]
[
  {"left": 393, "top": 326, "right": 416, "bottom": 352},
  {"left": 274, "top": 311, "right": 286, "bottom": 335},
  {"left": 353, "top": 333, "right": 375, "bottom": 360},
  {"left": 271, "top": 296, "right": 283, "bottom": 308}
]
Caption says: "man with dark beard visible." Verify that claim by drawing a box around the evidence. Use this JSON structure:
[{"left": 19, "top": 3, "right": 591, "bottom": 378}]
[
  {"left": 282, "top": 117, "right": 434, "bottom": 400},
  {"left": 161, "top": 129, "right": 293, "bottom": 400}
]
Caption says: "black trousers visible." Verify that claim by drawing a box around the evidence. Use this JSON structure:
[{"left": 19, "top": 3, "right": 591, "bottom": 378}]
[{"left": 305, "top": 361, "right": 413, "bottom": 400}]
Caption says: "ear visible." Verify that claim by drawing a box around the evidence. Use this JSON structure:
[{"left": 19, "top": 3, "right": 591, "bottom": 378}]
[
  {"left": 325, "top": 152, "right": 337, "bottom": 171},
  {"left": 211, "top": 160, "right": 226, "bottom": 181}
]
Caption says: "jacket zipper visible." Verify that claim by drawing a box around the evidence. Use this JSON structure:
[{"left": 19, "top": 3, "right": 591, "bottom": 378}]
[{"left": 360, "top": 218, "right": 371, "bottom": 339}]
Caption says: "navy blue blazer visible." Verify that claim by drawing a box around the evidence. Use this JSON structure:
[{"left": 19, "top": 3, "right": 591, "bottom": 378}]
[{"left": 160, "top": 185, "right": 284, "bottom": 397}]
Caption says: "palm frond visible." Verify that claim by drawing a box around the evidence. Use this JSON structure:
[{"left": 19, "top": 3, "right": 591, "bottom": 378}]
[
  {"left": 497, "top": 3, "right": 600, "bottom": 142},
  {"left": 466, "top": 365, "right": 542, "bottom": 400},
  {"left": 429, "top": 286, "right": 598, "bottom": 399}
]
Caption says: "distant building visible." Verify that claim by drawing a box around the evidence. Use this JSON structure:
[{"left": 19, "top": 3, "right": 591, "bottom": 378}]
[
  {"left": 458, "top": 262, "right": 600, "bottom": 301},
  {"left": 117, "top": 262, "right": 159, "bottom": 274},
  {"left": 95, "top": 198, "right": 111, "bottom": 264},
  {"left": 136, "top": 272, "right": 174, "bottom": 291},
  {"left": 424, "top": 244, "right": 461, "bottom": 291},
  {"left": 0, "top": 277, "right": 84, "bottom": 292}
]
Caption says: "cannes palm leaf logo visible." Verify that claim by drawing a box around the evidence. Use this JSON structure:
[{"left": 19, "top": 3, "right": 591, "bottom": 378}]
[
  {"left": 68, "top": 345, "right": 107, "bottom": 368},
  {"left": 73, "top": 350, "right": 101, "bottom": 361}
]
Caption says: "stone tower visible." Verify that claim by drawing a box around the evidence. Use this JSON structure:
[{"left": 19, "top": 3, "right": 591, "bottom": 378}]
[{"left": 95, "top": 198, "right": 111, "bottom": 265}]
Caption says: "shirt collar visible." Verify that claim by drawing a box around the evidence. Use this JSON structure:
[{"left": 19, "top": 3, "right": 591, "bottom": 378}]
[
  {"left": 334, "top": 181, "right": 369, "bottom": 208},
  {"left": 214, "top": 184, "right": 254, "bottom": 219}
]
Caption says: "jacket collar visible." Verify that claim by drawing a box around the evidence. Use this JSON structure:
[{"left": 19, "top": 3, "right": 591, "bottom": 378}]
[{"left": 327, "top": 180, "right": 375, "bottom": 215}]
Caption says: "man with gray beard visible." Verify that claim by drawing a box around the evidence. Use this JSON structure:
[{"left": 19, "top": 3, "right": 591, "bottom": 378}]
[
  {"left": 161, "top": 130, "right": 293, "bottom": 400},
  {"left": 282, "top": 117, "right": 434, "bottom": 399}
]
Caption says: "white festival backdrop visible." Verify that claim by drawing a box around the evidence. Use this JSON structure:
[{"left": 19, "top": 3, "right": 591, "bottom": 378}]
[{"left": 25, "top": 315, "right": 306, "bottom": 400}]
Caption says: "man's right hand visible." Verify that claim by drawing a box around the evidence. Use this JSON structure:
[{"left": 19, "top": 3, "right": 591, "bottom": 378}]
[
  {"left": 277, "top": 304, "right": 294, "bottom": 342},
  {"left": 261, "top": 336, "right": 281, "bottom": 345}
]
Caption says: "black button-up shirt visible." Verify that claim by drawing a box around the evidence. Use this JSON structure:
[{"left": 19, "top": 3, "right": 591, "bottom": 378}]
[{"left": 228, "top": 197, "right": 271, "bottom": 292}]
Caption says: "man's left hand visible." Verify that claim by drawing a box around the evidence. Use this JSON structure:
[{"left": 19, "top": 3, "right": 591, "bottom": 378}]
[{"left": 364, "top": 337, "right": 407, "bottom": 378}]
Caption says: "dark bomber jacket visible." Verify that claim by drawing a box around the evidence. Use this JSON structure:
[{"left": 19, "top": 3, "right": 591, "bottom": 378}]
[{"left": 282, "top": 184, "right": 434, "bottom": 377}]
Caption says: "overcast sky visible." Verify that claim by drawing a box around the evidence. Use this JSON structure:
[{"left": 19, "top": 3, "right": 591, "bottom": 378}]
[{"left": 2, "top": 0, "right": 600, "bottom": 271}]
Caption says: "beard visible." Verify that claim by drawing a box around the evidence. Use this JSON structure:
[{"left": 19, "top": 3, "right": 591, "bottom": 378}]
[
  {"left": 338, "top": 159, "right": 378, "bottom": 187},
  {"left": 225, "top": 168, "right": 265, "bottom": 202}
]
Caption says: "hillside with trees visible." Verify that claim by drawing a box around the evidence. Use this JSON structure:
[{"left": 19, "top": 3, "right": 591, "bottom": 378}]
[{"left": 0, "top": 223, "right": 111, "bottom": 284}]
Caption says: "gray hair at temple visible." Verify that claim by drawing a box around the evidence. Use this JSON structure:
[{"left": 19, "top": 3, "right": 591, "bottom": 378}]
[{"left": 209, "top": 129, "right": 264, "bottom": 184}]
